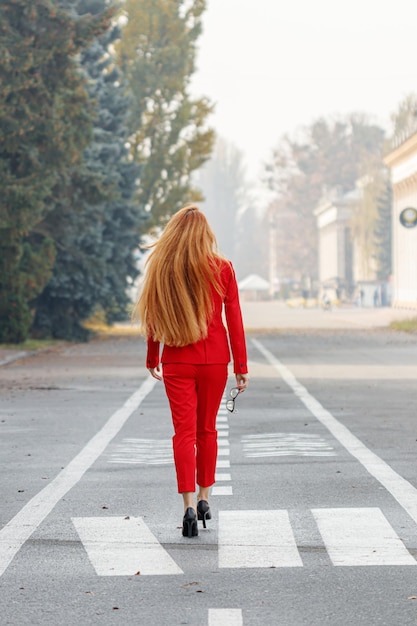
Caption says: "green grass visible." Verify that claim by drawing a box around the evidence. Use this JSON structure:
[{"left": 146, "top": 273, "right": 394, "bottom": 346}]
[
  {"left": 390, "top": 318, "right": 417, "bottom": 333},
  {"left": 0, "top": 338, "right": 62, "bottom": 351},
  {"left": 82, "top": 321, "right": 140, "bottom": 336}
]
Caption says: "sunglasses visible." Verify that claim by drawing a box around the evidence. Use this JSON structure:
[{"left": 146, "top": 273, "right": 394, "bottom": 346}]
[{"left": 226, "top": 387, "right": 242, "bottom": 413}]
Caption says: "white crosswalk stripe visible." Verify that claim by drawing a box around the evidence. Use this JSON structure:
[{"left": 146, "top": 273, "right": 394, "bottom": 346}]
[
  {"left": 208, "top": 609, "right": 243, "bottom": 626},
  {"left": 72, "top": 516, "right": 183, "bottom": 576},
  {"left": 312, "top": 507, "right": 416, "bottom": 566},
  {"left": 212, "top": 486, "right": 233, "bottom": 495},
  {"left": 107, "top": 438, "right": 173, "bottom": 465},
  {"left": 242, "top": 433, "right": 336, "bottom": 458},
  {"left": 218, "top": 510, "right": 303, "bottom": 569},
  {"left": 72, "top": 507, "right": 415, "bottom": 576}
]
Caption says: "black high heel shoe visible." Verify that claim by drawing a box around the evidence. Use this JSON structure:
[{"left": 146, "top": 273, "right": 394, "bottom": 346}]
[
  {"left": 197, "top": 500, "right": 211, "bottom": 529},
  {"left": 182, "top": 507, "right": 198, "bottom": 538}
]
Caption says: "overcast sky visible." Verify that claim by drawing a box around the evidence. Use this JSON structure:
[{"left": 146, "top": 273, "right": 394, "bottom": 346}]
[{"left": 190, "top": 0, "right": 417, "bottom": 186}]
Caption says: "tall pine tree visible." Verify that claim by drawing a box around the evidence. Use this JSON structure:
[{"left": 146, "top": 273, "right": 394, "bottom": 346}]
[
  {"left": 0, "top": 0, "right": 112, "bottom": 342},
  {"left": 374, "top": 176, "right": 392, "bottom": 281},
  {"left": 32, "top": 0, "right": 145, "bottom": 340}
]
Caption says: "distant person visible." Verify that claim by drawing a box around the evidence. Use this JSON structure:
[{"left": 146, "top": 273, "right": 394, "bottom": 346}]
[
  {"left": 322, "top": 291, "right": 331, "bottom": 311},
  {"left": 133, "top": 206, "right": 249, "bottom": 538},
  {"left": 373, "top": 287, "right": 379, "bottom": 307}
]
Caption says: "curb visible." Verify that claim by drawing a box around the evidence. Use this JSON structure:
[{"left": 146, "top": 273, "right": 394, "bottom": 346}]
[{"left": 0, "top": 351, "right": 29, "bottom": 367}]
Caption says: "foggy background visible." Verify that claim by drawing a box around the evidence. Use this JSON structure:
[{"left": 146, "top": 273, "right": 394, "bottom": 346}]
[{"left": 191, "top": 0, "right": 417, "bottom": 303}]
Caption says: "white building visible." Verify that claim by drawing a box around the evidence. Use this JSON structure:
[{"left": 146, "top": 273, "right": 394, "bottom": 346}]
[
  {"left": 384, "top": 132, "right": 417, "bottom": 309},
  {"left": 314, "top": 188, "right": 363, "bottom": 294},
  {"left": 314, "top": 185, "right": 384, "bottom": 304}
]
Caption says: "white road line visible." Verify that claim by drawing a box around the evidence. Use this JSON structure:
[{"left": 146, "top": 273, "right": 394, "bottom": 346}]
[
  {"left": 208, "top": 609, "right": 243, "bottom": 626},
  {"left": 72, "top": 516, "right": 183, "bottom": 576},
  {"left": 212, "top": 486, "right": 233, "bottom": 496},
  {"left": 218, "top": 510, "right": 303, "bottom": 568},
  {"left": 242, "top": 432, "right": 335, "bottom": 457},
  {"left": 215, "top": 473, "right": 232, "bottom": 482},
  {"left": 252, "top": 338, "right": 417, "bottom": 527},
  {"left": 0, "top": 376, "right": 157, "bottom": 577},
  {"left": 214, "top": 396, "right": 233, "bottom": 495},
  {"left": 312, "top": 508, "right": 416, "bottom": 566},
  {"left": 108, "top": 438, "right": 173, "bottom": 465},
  {"left": 216, "top": 460, "right": 230, "bottom": 468}
]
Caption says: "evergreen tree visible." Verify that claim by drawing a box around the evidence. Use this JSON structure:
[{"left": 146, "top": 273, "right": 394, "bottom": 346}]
[
  {"left": 0, "top": 0, "right": 112, "bottom": 342},
  {"left": 118, "top": 0, "right": 214, "bottom": 226},
  {"left": 32, "top": 0, "right": 144, "bottom": 340},
  {"left": 374, "top": 176, "right": 392, "bottom": 281}
]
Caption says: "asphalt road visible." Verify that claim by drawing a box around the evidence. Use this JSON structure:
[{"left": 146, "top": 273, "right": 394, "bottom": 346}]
[{"left": 1, "top": 329, "right": 417, "bottom": 626}]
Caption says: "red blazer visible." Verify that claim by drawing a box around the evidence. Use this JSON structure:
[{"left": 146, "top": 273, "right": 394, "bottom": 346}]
[{"left": 146, "top": 259, "right": 248, "bottom": 374}]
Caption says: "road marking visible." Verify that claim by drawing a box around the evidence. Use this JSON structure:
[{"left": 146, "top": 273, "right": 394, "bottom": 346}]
[
  {"left": 252, "top": 339, "right": 417, "bottom": 527},
  {"left": 216, "top": 460, "right": 230, "bottom": 468},
  {"left": 108, "top": 438, "right": 173, "bottom": 465},
  {"left": 212, "top": 486, "right": 233, "bottom": 496},
  {"left": 218, "top": 510, "right": 303, "bottom": 568},
  {"left": 0, "top": 376, "right": 157, "bottom": 577},
  {"left": 215, "top": 473, "right": 232, "bottom": 481},
  {"left": 208, "top": 609, "right": 243, "bottom": 626},
  {"left": 73, "top": 508, "right": 414, "bottom": 575},
  {"left": 214, "top": 395, "right": 233, "bottom": 496},
  {"left": 72, "top": 516, "right": 183, "bottom": 576},
  {"left": 312, "top": 507, "right": 416, "bottom": 566},
  {"left": 242, "top": 433, "right": 336, "bottom": 457}
]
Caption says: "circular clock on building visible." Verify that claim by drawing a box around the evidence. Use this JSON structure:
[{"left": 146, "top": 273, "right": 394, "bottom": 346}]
[{"left": 399, "top": 207, "right": 417, "bottom": 228}]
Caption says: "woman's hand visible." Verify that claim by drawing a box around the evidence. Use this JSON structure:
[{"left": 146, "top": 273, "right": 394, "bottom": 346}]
[
  {"left": 148, "top": 365, "right": 162, "bottom": 381},
  {"left": 235, "top": 373, "right": 249, "bottom": 391}
]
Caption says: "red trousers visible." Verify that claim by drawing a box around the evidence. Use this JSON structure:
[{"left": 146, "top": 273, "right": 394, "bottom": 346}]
[{"left": 163, "top": 363, "right": 228, "bottom": 493}]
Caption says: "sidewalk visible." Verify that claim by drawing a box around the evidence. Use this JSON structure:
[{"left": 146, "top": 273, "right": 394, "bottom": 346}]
[
  {"left": 241, "top": 301, "right": 417, "bottom": 331},
  {"left": 1, "top": 304, "right": 415, "bottom": 366},
  {"left": 0, "top": 349, "right": 29, "bottom": 367}
]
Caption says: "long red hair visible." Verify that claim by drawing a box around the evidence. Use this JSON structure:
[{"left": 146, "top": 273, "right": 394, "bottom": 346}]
[{"left": 132, "top": 205, "right": 225, "bottom": 347}]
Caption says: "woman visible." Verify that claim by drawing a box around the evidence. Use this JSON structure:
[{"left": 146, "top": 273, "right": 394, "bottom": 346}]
[{"left": 133, "top": 205, "right": 249, "bottom": 537}]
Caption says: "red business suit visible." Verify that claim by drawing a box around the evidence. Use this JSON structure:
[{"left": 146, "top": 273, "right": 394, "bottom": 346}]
[{"left": 146, "top": 259, "right": 247, "bottom": 492}]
